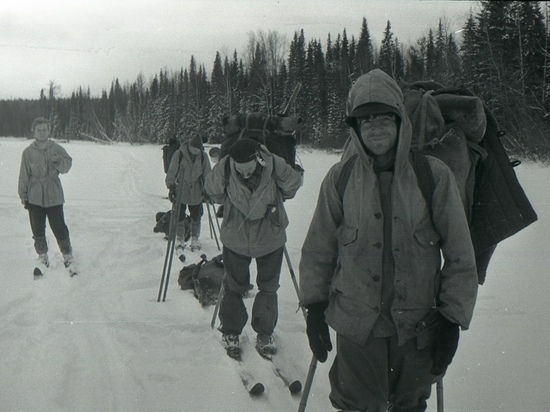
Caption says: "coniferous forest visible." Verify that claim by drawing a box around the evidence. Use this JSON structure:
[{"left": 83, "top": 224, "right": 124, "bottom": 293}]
[{"left": 1, "top": 1, "right": 549, "bottom": 161}]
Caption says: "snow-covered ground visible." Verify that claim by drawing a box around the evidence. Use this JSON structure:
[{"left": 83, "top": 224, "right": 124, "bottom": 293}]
[{"left": 0, "top": 137, "right": 548, "bottom": 412}]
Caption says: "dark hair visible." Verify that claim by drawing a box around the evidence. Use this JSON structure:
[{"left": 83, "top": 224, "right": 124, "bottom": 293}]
[
  {"left": 209, "top": 147, "right": 221, "bottom": 157},
  {"left": 31, "top": 117, "right": 50, "bottom": 132}
]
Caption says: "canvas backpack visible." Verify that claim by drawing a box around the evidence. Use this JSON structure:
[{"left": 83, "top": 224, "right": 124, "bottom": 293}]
[
  {"left": 338, "top": 81, "right": 538, "bottom": 285},
  {"left": 178, "top": 254, "right": 224, "bottom": 306},
  {"left": 220, "top": 112, "right": 303, "bottom": 171}
]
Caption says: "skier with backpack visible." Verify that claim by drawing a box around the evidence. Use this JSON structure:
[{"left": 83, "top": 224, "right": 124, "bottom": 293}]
[
  {"left": 165, "top": 135, "right": 211, "bottom": 251},
  {"left": 299, "top": 69, "right": 478, "bottom": 411},
  {"left": 204, "top": 138, "right": 303, "bottom": 359},
  {"left": 161, "top": 135, "right": 180, "bottom": 174}
]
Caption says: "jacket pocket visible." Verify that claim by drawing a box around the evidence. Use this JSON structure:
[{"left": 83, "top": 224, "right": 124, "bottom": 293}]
[
  {"left": 413, "top": 226, "right": 441, "bottom": 248},
  {"left": 335, "top": 223, "right": 358, "bottom": 246},
  {"left": 415, "top": 309, "right": 441, "bottom": 350}
]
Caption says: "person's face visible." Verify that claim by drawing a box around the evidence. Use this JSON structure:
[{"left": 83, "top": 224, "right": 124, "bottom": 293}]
[
  {"left": 234, "top": 159, "right": 257, "bottom": 179},
  {"left": 358, "top": 113, "right": 398, "bottom": 155},
  {"left": 33, "top": 123, "right": 50, "bottom": 142},
  {"left": 188, "top": 145, "right": 201, "bottom": 155}
]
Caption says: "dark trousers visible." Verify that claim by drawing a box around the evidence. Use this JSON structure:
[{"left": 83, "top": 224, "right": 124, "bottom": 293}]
[
  {"left": 329, "top": 333, "right": 435, "bottom": 412},
  {"left": 177, "top": 203, "right": 203, "bottom": 222},
  {"left": 177, "top": 203, "right": 203, "bottom": 238},
  {"left": 28, "top": 204, "right": 71, "bottom": 255},
  {"left": 219, "top": 246, "right": 284, "bottom": 336}
]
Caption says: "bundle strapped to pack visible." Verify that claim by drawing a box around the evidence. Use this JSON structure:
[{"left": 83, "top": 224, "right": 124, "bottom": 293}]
[{"left": 400, "top": 79, "right": 538, "bottom": 284}]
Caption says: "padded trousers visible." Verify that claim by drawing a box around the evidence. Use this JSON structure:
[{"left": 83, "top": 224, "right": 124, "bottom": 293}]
[
  {"left": 329, "top": 333, "right": 436, "bottom": 412},
  {"left": 28, "top": 204, "right": 71, "bottom": 255},
  {"left": 219, "top": 246, "right": 284, "bottom": 335}
]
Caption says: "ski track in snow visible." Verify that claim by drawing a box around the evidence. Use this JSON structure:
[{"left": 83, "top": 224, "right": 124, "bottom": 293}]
[{"left": 0, "top": 138, "right": 549, "bottom": 411}]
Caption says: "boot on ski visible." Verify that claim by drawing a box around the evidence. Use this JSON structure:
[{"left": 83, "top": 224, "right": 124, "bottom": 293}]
[
  {"left": 222, "top": 333, "right": 241, "bottom": 360},
  {"left": 255, "top": 334, "right": 276, "bottom": 358},
  {"left": 190, "top": 236, "right": 201, "bottom": 252},
  {"left": 38, "top": 253, "right": 50, "bottom": 267},
  {"left": 175, "top": 236, "right": 186, "bottom": 251},
  {"left": 63, "top": 253, "right": 78, "bottom": 277}
]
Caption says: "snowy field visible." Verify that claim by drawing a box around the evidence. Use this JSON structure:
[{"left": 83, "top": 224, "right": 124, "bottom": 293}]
[{"left": 0, "top": 137, "right": 548, "bottom": 412}]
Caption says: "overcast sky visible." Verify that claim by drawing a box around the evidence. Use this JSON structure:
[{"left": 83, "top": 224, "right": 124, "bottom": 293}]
[{"left": 0, "top": 0, "right": 478, "bottom": 100}]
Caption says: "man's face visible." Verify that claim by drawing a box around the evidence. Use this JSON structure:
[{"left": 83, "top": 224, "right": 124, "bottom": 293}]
[
  {"left": 188, "top": 145, "right": 201, "bottom": 155},
  {"left": 33, "top": 123, "right": 50, "bottom": 142},
  {"left": 234, "top": 159, "right": 257, "bottom": 179},
  {"left": 358, "top": 113, "right": 398, "bottom": 155}
]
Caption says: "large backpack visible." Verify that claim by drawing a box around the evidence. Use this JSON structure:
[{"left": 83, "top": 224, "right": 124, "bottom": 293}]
[
  {"left": 220, "top": 112, "right": 302, "bottom": 169},
  {"left": 178, "top": 254, "right": 225, "bottom": 306},
  {"left": 401, "top": 81, "right": 537, "bottom": 283},
  {"left": 338, "top": 82, "right": 537, "bottom": 284}
]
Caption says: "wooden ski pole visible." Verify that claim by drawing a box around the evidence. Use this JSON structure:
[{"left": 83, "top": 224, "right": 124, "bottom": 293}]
[
  {"left": 157, "top": 183, "right": 184, "bottom": 302},
  {"left": 436, "top": 378, "right": 444, "bottom": 412},
  {"left": 210, "top": 281, "right": 225, "bottom": 329},
  {"left": 282, "top": 246, "right": 319, "bottom": 412},
  {"left": 298, "top": 356, "right": 318, "bottom": 412},
  {"left": 205, "top": 200, "right": 220, "bottom": 251}
]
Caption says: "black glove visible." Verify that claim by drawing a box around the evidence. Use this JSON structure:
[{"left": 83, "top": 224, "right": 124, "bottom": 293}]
[
  {"left": 305, "top": 301, "right": 332, "bottom": 362},
  {"left": 431, "top": 316, "right": 460, "bottom": 375},
  {"left": 168, "top": 185, "right": 176, "bottom": 202}
]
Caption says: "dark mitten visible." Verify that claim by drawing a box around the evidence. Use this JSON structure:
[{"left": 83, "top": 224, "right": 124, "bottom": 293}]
[
  {"left": 305, "top": 301, "right": 332, "bottom": 362},
  {"left": 431, "top": 316, "right": 460, "bottom": 375},
  {"left": 168, "top": 185, "right": 176, "bottom": 202}
]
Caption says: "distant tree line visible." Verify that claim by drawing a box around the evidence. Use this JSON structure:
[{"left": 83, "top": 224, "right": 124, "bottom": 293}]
[{"left": 1, "top": 1, "right": 549, "bottom": 160}]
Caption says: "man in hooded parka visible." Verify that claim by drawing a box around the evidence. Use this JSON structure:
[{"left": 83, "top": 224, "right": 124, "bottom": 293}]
[{"left": 299, "top": 69, "right": 478, "bottom": 411}]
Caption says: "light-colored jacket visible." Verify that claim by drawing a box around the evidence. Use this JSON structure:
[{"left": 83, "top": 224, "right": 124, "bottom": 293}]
[
  {"left": 18, "top": 140, "right": 72, "bottom": 208},
  {"left": 299, "top": 69, "right": 478, "bottom": 346},
  {"left": 205, "top": 146, "right": 302, "bottom": 258},
  {"left": 165, "top": 144, "right": 211, "bottom": 206}
]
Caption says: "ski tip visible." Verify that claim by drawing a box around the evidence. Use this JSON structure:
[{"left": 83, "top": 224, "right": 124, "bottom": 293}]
[
  {"left": 249, "top": 383, "right": 265, "bottom": 395},
  {"left": 33, "top": 267, "right": 44, "bottom": 278},
  {"left": 288, "top": 380, "right": 302, "bottom": 394}
]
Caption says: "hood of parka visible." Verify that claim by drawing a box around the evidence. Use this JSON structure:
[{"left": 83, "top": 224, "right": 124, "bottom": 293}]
[{"left": 344, "top": 69, "right": 412, "bottom": 172}]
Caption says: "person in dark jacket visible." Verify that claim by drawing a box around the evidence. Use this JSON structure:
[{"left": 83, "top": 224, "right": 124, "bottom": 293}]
[
  {"left": 299, "top": 69, "right": 478, "bottom": 411},
  {"left": 205, "top": 138, "right": 302, "bottom": 359},
  {"left": 165, "top": 135, "right": 211, "bottom": 251},
  {"left": 18, "top": 117, "right": 75, "bottom": 270},
  {"left": 162, "top": 136, "right": 180, "bottom": 174}
]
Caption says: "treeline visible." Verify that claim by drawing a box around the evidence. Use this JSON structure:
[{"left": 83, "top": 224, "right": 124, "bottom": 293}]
[{"left": 1, "top": 1, "right": 549, "bottom": 160}]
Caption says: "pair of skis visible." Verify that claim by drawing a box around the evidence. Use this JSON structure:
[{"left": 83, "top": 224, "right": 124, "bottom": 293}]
[
  {"left": 33, "top": 264, "right": 77, "bottom": 279},
  {"left": 229, "top": 347, "right": 302, "bottom": 396}
]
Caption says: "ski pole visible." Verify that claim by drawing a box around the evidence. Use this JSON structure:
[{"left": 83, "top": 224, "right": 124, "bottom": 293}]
[
  {"left": 157, "top": 184, "right": 184, "bottom": 302},
  {"left": 283, "top": 246, "right": 304, "bottom": 315},
  {"left": 211, "top": 281, "right": 225, "bottom": 329},
  {"left": 206, "top": 200, "right": 220, "bottom": 251},
  {"left": 283, "top": 246, "right": 319, "bottom": 412},
  {"left": 298, "top": 356, "right": 318, "bottom": 412},
  {"left": 210, "top": 200, "right": 222, "bottom": 233},
  {"left": 437, "top": 378, "right": 444, "bottom": 412}
]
